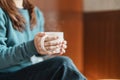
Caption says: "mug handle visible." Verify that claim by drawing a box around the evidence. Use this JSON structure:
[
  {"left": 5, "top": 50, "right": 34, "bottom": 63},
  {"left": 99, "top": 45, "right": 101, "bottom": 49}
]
[{"left": 40, "top": 35, "right": 48, "bottom": 52}]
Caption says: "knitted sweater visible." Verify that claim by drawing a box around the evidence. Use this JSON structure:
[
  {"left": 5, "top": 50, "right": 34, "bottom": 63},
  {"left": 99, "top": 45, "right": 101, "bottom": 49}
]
[{"left": 0, "top": 7, "right": 44, "bottom": 72}]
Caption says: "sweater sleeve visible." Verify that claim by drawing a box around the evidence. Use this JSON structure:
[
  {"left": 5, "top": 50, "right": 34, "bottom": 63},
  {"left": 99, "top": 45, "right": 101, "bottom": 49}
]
[
  {"left": 0, "top": 9, "right": 38, "bottom": 69},
  {"left": 35, "top": 7, "right": 45, "bottom": 32}
]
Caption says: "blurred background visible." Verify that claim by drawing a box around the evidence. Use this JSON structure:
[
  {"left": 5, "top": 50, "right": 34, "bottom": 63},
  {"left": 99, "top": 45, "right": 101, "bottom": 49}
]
[{"left": 33, "top": 0, "right": 120, "bottom": 80}]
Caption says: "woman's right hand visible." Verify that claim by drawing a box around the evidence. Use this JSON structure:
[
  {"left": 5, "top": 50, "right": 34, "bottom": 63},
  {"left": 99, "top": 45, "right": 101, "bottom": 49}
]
[{"left": 34, "top": 32, "right": 60, "bottom": 55}]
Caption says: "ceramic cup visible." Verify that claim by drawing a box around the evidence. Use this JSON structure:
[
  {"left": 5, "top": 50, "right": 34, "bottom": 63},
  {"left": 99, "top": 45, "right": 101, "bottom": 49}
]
[{"left": 40, "top": 32, "right": 64, "bottom": 53}]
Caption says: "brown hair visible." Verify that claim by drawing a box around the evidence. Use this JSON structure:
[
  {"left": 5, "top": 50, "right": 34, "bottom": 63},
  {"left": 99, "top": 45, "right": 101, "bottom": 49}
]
[{"left": 0, "top": 0, "right": 36, "bottom": 32}]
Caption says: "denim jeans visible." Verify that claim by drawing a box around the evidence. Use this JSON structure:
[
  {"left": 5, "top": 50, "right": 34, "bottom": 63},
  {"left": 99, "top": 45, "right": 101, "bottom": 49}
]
[{"left": 0, "top": 56, "right": 87, "bottom": 80}]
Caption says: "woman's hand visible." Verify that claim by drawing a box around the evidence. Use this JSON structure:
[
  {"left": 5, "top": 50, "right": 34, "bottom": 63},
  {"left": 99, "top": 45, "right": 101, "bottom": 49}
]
[
  {"left": 58, "top": 40, "right": 67, "bottom": 55},
  {"left": 34, "top": 32, "right": 67, "bottom": 55}
]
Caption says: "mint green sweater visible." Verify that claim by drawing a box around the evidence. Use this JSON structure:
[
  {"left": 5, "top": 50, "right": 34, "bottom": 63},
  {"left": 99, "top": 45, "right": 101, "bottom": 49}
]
[{"left": 0, "top": 7, "right": 44, "bottom": 72}]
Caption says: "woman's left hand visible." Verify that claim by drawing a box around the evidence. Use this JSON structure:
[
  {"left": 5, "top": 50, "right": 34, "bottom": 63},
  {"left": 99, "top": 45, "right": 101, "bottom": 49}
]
[
  {"left": 50, "top": 40, "right": 67, "bottom": 57},
  {"left": 58, "top": 40, "right": 67, "bottom": 55}
]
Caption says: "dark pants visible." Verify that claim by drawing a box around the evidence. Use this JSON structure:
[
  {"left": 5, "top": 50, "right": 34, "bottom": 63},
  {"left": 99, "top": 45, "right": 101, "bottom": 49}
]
[{"left": 0, "top": 56, "right": 86, "bottom": 80}]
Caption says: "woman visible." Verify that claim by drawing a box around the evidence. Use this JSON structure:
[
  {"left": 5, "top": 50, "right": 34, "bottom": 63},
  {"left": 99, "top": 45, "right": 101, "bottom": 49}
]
[{"left": 0, "top": 0, "right": 86, "bottom": 80}]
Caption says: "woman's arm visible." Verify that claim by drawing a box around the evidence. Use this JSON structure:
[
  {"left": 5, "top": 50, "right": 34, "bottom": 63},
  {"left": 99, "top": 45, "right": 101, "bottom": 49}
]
[{"left": 0, "top": 9, "right": 38, "bottom": 69}]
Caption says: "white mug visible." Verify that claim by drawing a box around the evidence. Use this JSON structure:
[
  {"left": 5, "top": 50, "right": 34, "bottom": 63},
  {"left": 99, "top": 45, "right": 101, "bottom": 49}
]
[{"left": 40, "top": 32, "right": 64, "bottom": 53}]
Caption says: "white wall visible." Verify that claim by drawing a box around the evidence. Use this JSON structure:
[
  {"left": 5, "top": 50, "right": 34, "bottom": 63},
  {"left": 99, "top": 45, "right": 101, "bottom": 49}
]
[{"left": 84, "top": 0, "right": 120, "bottom": 12}]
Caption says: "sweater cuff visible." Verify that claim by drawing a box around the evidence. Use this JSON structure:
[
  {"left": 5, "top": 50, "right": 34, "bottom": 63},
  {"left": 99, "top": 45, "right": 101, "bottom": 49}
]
[{"left": 25, "top": 40, "right": 38, "bottom": 57}]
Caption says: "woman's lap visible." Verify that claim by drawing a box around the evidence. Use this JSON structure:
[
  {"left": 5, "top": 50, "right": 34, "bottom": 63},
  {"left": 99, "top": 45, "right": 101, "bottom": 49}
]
[{"left": 0, "top": 56, "right": 86, "bottom": 80}]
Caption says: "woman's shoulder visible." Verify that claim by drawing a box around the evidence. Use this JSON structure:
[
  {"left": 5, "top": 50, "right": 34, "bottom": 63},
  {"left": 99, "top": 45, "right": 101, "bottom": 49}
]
[
  {"left": 34, "top": 7, "right": 44, "bottom": 16},
  {"left": 0, "top": 7, "right": 8, "bottom": 18},
  {"left": 0, "top": 7, "right": 3, "bottom": 11},
  {"left": 34, "top": 7, "right": 41, "bottom": 12},
  {"left": 0, "top": 7, "right": 6, "bottom": 14},
  {"left": 0, "top": 7, "right": 8, "bottom": 21},
  {"left": 0, "top": 7, "right": 4, "bottom": 15}
]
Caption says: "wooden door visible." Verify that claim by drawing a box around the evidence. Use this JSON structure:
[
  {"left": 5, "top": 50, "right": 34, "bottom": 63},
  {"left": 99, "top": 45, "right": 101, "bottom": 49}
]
[{"left": 84, "top": 11, "right": 120, "bottom": 79}]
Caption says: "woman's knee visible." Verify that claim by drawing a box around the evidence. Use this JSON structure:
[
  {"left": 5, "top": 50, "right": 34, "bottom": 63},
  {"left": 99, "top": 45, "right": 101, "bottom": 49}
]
[{"left": 51, "top": 56, "right": 73, "bottom": 65}]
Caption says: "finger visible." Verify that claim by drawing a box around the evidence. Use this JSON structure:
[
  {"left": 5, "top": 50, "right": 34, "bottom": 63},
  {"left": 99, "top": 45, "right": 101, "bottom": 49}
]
[
  {"left": 62, "top": 48, "right": 66, "bottom": 53},
  {"left": 44, "top": 41, "right": 60, "bottom": 46},
  {"left": 45, "top": 36, "right": 58, "bottom": 42},
  {"left": 62, "top": 40, "right": 67, "bottom": 44},
  {"left": 61, "top": 44, "right": 67, "bottom": 49},
  {"left": 45, "top": 45, "right": 59, "bottom": 51},
  {"left": 37, "top": 32, "right": 45, "bottom": 37},
  {"left": 38, "top": 47, "right": 53, "bottom": 55},
  {"left": 60, "top": 48, "right": 66, "bottom": 54}
]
